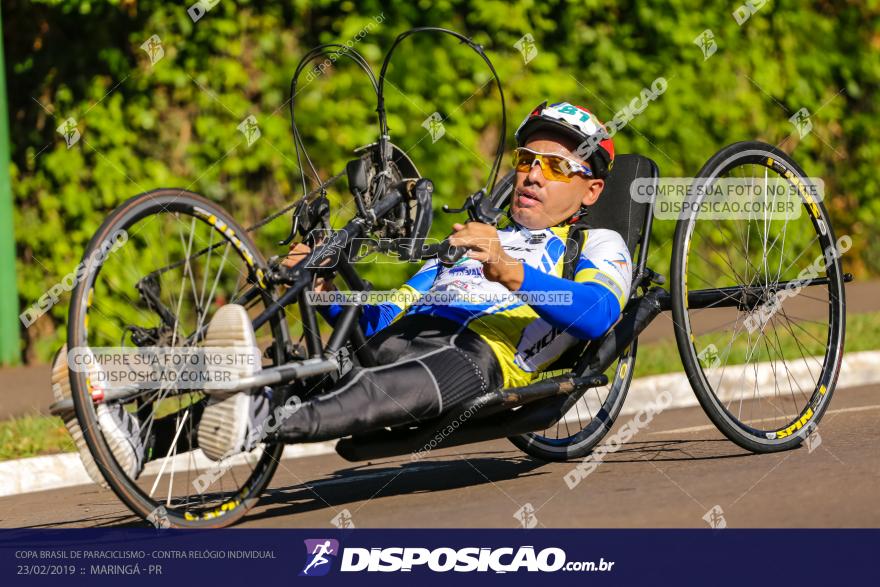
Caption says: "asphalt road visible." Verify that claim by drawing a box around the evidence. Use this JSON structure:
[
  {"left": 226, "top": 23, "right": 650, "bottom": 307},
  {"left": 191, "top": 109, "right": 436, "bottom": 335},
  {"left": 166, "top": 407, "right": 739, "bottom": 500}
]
[{"left": 2, "top": 383, "right": 877, "bottom": 529}]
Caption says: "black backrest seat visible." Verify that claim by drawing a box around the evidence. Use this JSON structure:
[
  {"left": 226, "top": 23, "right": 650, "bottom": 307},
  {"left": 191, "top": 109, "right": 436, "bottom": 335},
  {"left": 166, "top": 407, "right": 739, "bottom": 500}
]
[{"left": 585, "top": 153, "right": 659, "bottom": 259}]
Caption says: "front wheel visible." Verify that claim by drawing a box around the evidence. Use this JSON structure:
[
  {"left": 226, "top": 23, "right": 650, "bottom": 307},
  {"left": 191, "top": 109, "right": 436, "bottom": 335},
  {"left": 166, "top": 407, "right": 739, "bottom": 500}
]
[
  {"left": 67, "top": 188, "right": 290, "bottom": 527},
  {"left": 671, "top": 141, "right": 846, "bottom": 453}
]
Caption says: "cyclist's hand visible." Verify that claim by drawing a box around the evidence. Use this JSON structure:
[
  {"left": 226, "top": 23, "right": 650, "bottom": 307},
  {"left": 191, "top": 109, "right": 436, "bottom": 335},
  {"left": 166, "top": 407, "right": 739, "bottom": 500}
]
[
  {"left": 283, "top": 242, "right": 336, "bottom": 292},
  {"left": 448, "top": 222, "right": 524, "bottom": 290}
]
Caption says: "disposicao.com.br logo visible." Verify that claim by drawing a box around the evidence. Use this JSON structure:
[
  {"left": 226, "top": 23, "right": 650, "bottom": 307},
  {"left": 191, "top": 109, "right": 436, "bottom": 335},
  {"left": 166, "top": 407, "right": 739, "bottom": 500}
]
[
  {"left": 300, "top": 539, "right": 339, "bottom": 577},
  {"left": 302, "top": 544, "right": 614, "bottom": 574}
]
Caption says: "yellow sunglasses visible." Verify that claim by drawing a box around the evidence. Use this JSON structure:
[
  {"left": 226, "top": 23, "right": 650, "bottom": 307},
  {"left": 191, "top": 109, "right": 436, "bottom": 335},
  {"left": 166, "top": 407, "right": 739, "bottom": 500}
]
[{"left": 513, "top": 147, "right": 593, "bottom": 182}]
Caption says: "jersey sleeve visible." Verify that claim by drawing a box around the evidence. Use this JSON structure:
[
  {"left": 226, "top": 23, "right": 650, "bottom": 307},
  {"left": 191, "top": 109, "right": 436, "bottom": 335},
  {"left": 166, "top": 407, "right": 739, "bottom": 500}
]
[
  {"left": 573, "top": 229, "right": 632, "bottom": 311},
  {"left": 517, "top": 229, "right": 632, "bottom": 340},
  {"left": 359, "top": 259, "right": 439, "bottom": 336}
]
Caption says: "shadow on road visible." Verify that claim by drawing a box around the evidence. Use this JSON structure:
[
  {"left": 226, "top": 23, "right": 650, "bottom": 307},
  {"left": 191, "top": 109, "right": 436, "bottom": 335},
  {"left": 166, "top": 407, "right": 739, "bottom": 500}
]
[
  {"left": 244, "top": 437, "right": 751, "bottom": 525},
  {"left": 4, "top": 436, "right": 755, "bottom": 528},
  {"left": 10, "top": 510, "right": 141, "bottom": 529},
  {"left": 247, "top": 453, "right": 549, "bottom": 524},
  {"left": 597, "top": 439, "right": 753, "bottom": 463}
]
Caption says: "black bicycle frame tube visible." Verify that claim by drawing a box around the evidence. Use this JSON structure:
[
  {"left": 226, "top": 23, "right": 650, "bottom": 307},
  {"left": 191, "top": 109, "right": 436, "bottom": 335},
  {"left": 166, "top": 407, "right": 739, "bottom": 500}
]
[
  {"left": 299, "top": 286, "right": 323, "bottom": 358},
  {"left": 250, "top": 188, "right": 404, "bottom": 356},
  {"left": 636, "top": 196, "right": 655, "bottom": 276},
  {"left": 657, "top": 276, "right": 839, "bottom": 312},
  {"left": 324, "top": 255, "right": 371, "bottom": 354}
]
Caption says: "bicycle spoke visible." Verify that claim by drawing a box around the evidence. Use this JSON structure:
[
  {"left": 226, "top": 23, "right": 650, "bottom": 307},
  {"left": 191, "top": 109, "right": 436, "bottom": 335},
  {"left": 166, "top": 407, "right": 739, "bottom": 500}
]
[
  {"left": 680, "top": 150, "right": 842, "bottom": 446},
  {"left": 74, "top": 195, "right": 286, "bottom": 525}
]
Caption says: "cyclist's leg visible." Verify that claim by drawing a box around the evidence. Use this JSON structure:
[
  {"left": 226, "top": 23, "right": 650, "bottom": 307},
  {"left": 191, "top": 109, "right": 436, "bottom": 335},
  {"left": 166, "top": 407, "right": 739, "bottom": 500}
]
[
  {"left": 136, "top": 319, "right": 460, "bottom": 460},
  {"left": 273, "top": 327, "right": 502, "bottom": 443},
  {"left": 143, "top": 316, "right": 502, "bottom": 449}
]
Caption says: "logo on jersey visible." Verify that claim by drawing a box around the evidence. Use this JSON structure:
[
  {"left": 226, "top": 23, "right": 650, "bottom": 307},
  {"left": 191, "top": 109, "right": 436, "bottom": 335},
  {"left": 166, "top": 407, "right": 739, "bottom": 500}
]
[
  {"left": 527, "top": 233, "right": 548, "bottom": 244},
  {"left": 610, "top": 253, "right": 628, "bottom": 270},
  {"left": 520, "top": 326, "right": 562, "bottom": 361},
  {"left": 514, "top": 324, "right": 574, "bottom": 372}
]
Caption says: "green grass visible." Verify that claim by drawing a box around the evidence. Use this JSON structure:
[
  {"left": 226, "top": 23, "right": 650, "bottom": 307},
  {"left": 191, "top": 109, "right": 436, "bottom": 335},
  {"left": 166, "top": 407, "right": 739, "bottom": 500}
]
[
  {"left": 0, "top": 395, "right": 203, "bottom": 463},
  {"left": 2, "top": 311, "right": 879, "bottom": 463},
  {"left": 635, "top": 310, "right": 880, "bottom": 378},
  {"left": 545, "top": 310, "right": 880, "bottom": 380},
  {"left": 0, "top": 415, "right": 75, "bottom": 462}
]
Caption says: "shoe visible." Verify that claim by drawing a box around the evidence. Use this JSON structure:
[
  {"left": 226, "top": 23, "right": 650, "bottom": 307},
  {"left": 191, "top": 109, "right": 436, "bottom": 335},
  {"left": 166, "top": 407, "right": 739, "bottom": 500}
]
[
  {"left": 196, "top": 304, "right": 269, "bottom": 461},
  {"left": 51, "top": 344, "right": 145, "bottom": 487}
]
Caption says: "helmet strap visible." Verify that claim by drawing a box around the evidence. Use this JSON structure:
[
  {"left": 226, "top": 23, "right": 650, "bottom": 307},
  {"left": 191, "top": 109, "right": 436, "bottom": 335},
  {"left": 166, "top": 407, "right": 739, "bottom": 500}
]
[{"left": 560, "top": 205, "right": 589, "bottom": 227}]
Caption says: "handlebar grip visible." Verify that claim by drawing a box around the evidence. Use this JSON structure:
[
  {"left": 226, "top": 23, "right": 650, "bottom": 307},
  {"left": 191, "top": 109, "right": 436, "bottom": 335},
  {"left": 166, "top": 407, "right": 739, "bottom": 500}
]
[
  {"left": 372, "top": 186, "right": 405, "bottom": 219},
  {"left": 438, "top": 239, "right": 467, "bottom": 265}
]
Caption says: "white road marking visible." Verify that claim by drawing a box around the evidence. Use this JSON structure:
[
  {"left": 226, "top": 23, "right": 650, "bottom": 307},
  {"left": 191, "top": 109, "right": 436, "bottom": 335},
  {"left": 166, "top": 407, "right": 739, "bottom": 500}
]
[{"left": 648, "top": 404, "right": 880, "bottom": 436}]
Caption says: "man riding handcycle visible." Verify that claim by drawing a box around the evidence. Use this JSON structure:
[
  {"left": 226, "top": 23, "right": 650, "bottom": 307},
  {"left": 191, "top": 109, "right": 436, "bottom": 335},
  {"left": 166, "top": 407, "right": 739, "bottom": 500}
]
[
  {"left": 52, "top": 29, "right": 847, "bottom": 528},
  {"left": 54, "top": 100, "right": 631, "bottom": 487}
]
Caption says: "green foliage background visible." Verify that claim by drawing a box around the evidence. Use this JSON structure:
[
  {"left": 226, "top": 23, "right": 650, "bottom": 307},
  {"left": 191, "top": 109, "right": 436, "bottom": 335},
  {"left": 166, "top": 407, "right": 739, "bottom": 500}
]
[{"left": 5, "top": 0, "right": 879, "bottom": 362}]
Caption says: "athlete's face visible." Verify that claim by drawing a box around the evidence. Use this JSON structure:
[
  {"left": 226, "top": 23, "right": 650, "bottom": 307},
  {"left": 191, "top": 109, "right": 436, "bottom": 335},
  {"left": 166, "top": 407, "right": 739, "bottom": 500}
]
[{"left": 511, "top": 132, "right": 605, "bottom": 229}]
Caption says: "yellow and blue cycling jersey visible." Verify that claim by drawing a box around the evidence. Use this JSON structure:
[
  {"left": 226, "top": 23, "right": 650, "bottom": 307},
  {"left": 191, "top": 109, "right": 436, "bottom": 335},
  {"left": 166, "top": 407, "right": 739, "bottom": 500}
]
[{"left": 326, "top": 222, "right": 632, "bottom": 388}]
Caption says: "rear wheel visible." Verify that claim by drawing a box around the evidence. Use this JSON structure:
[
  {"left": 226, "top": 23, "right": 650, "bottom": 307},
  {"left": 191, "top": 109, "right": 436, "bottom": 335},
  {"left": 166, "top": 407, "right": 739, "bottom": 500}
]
[
  {"left": 67, "top": 189, "right": 290, "bottom": 527},
  {"left": 508, "top": 343, "right": 636, "bottom": 461},
  {"left": 671, "top": 141, "right": 846, "bottom": 453}
]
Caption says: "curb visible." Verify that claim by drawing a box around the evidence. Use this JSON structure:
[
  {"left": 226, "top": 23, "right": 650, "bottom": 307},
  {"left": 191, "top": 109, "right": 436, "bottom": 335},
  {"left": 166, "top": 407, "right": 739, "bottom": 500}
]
[
  {"left": 0, "top": 442, "right": 338, "bottom": 499},
  {"left": 617, "top": 349, "right": 880, "bottom": 417},
  {"left": 2, "top": 350, "right": 878, "bottom": 498}
]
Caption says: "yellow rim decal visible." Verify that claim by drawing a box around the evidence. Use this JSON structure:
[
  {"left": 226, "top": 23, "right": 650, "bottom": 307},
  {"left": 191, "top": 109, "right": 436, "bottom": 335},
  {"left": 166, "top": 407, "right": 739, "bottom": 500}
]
[
  {"left": 766, "top": 157, "right": 820, "bottom": 218},
  {"left": 775, "top": 407, "right": 814, "bottom": 439},
  {"left": 684, "top": 234, "right": 690, "bottom": 309},
  {"left": 193, "top": 206, "right": 260, "bottom": 280},
  {"left": 193, "top": 486, "right": 250, "bottom": 520}
]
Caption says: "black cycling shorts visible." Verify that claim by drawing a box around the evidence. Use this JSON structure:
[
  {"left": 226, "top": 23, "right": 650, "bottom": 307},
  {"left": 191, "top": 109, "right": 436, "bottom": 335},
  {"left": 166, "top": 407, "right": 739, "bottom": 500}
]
[{"left": 276, "top": 315, "right": 503, "bottom": 442}]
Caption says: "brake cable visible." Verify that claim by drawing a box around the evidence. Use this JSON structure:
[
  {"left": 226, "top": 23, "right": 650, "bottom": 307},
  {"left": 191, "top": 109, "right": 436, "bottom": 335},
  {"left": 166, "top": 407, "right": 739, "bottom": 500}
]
[
  {"left": 142, "top": 43, "right": 378, "bottom": 278},
  {"left": 377, "top": 27, "right": 507, "bottom": 198},
  {"left": 285, "top": 44, "right": 380, "bottom": 244}
]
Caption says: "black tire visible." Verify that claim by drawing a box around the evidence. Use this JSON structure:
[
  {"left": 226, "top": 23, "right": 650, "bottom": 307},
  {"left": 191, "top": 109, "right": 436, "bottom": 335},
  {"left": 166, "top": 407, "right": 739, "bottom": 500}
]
[
  {"left": 508, "top": 342, "right": 636, "bottom": 461},
  {"left": 670, "top": 141, "right": 846, "bottom": 453},
  {"left": 68, "top": 189, "right": 290, "bottom": 527}
]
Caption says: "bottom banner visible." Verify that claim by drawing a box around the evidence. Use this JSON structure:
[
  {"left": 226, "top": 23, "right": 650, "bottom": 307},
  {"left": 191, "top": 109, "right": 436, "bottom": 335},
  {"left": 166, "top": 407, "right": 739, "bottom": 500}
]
[{"left": 1, "top": 529, "right": 875, "bottom": 585}]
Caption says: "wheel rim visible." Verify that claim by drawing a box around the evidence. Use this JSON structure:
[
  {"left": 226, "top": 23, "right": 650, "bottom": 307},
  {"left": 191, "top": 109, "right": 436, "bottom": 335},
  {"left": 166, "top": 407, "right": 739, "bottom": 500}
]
[
  {"left": 679, "top": 149, "right": 845, "bottom": 444},
  {"left": 519, "top": 344, "right": 636, "bottom": 453},
  {"left": 69, "top": 193, "right": 287, "bottom": 526}
]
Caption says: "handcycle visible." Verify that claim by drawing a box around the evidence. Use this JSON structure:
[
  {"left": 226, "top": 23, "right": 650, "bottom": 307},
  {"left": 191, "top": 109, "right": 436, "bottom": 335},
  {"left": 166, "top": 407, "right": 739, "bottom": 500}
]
[{"left": 55, "top": 29, "right": 849, "bottom": 528}]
